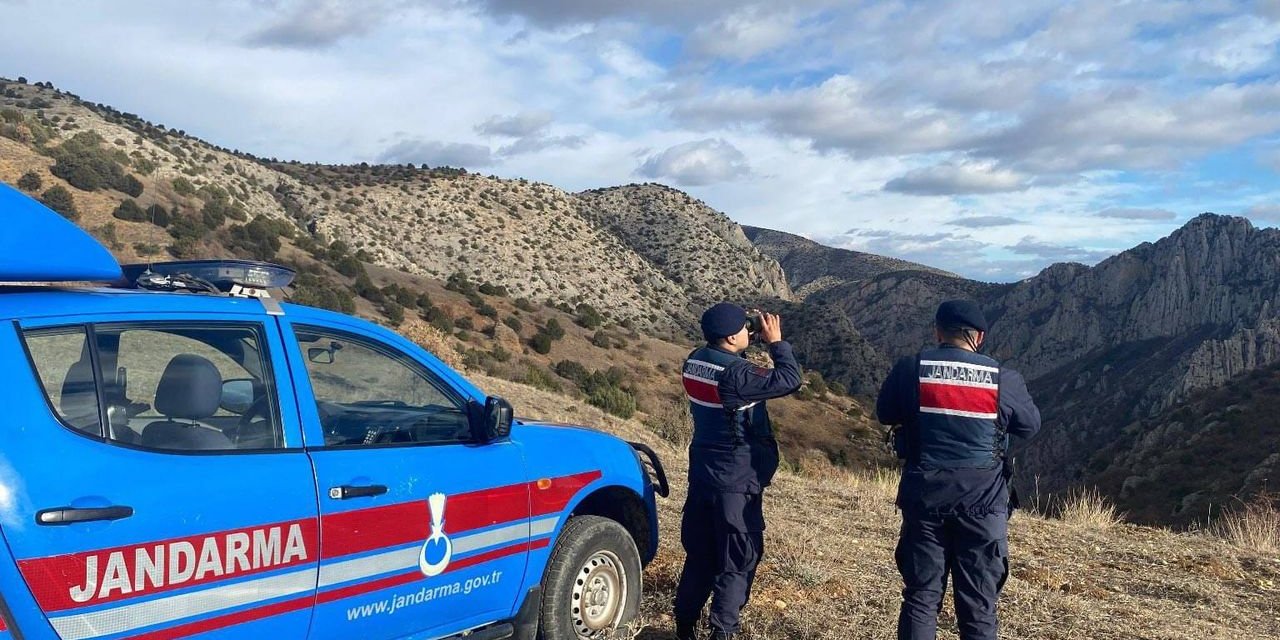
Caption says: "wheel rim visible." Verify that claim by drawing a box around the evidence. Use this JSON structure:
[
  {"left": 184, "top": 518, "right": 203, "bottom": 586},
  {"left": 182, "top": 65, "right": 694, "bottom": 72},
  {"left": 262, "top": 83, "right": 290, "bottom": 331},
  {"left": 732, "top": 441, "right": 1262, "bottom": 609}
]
[{"left": 570, "top": 549, "right": 627, "bottom": 638}]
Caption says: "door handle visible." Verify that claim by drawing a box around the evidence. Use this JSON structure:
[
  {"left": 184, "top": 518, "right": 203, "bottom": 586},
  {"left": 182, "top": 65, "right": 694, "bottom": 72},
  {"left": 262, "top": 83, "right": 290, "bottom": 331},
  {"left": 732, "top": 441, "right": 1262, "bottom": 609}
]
[
  {"left": 37, "top": 506, "right": 133, "bottom": 526},
  {"left": 329, "top": 485, "right": 388, "bottom": 500}
]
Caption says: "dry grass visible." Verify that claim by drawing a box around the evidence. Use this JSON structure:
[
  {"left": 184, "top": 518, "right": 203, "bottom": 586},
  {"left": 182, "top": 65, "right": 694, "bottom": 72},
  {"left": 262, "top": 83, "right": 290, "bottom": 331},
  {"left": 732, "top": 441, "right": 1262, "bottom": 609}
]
[
  {"left": 400, "top": 318, "right": 465, "bottom": 370},
  {"left": 1054, "top": 487, "right": 1125, "bottom": 530},
  {"left": 476, "top": 375, "right": 1280, "bottom": 640},
  {"left": 1214, "top": 492, "right": 1280, "bottom": 554}
]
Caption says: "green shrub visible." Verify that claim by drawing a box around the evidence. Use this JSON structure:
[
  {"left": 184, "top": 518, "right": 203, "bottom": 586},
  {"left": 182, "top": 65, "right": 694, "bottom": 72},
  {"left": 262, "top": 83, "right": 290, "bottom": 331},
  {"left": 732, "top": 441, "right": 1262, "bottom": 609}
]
[
  {"left": 48, "top": 131, "right": 143, "bottom": 195},
  {"left": 529, "top": 332, "right": 553, "bottom": 354},
  {"left": 422, "top": 306, "right": 453, "bottom": 332},
  {"left": 502, "top": 316, "right": 523, "bottom": 333},
  {"left": 478, "top": 282, "right": 508, "bottom": 297},
  {"left": 171, "top": 176, "right": 195, "bottom": 195},
  {"left": 333, "top": 254, "right": 364, "bottom": 277},
  {"left": 133, "top": 242, "right": 162, "bottom": 256},
  {"left": 477, "top": 302, "right": 498, "bottom": 318},
  {"left": 16, "top": 170, "right": 41, "bottom": 192},
  {"left": 39, "top": 186, "right": 78, "bottom": 219},
  {"left": 588, "top": 385, "right": 637, "bottom": 419},
  {"left": 119, "top": 174, "right": 144, "bottom": 197},
  {"left": 112, "top": 199, "right": 146, "bottom": 222},
  {"left": 133, "top": 157, "right": 157, "bottom": 175},
  {"left": 575, "top": 303, "right": 603, "bottom": 329},
  {"left": 514, "top": 297, "right": 537, "bottom": 312},
  {"left": 455, "top": 316, "right": 475, "bottom": 331},
  {"left": 523, "top": 364, "right": 562, "bottom": 393},
  {"left": 291, "top": 272, "right": 356, "bottom": 313},
  {"left": 223, "top": 217, "right": 289, "bottom": 261},
  {"left": 145, "top": 204, "right": 171, "bottom": 227},
  {"left": 543, "top": 318, "right": 565, "bottom": 340},
  {"left": 591, "top": 330, "right": 612, "bottom": 349},
  {"left": 806, "top": 371, "right": 829, "bottom": 395},
  {"left": 166, "top": 212, "right": 209, "bottom": 244},
  {"left": 383, "top": 302, "right": 405, "bottom": 325},
  {"left": 353, "top": 274, "right": 385, "bottom": 303},
  {"left": 554, "top": 360, "right": 589, "bottom": 384},
  {"left": 445, "top": 272, "right": 477, "bottom": 296}
]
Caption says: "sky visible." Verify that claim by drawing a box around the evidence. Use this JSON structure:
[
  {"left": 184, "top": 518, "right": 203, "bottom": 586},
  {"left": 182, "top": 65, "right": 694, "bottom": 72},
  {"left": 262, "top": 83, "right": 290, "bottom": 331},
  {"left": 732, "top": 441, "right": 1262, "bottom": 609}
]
[{"left": 2, "top": 0, "right": 1279, "bottom": 281}]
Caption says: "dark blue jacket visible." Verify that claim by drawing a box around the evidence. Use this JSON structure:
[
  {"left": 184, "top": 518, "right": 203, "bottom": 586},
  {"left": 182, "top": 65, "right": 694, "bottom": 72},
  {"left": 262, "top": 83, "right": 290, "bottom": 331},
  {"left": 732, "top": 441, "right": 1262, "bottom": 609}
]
[
  {"left": 682, "top": 341, "right": 803, "bottom": 494},
  {"left": 876, "top": 345, "right": 1041, "bottom": 515}
]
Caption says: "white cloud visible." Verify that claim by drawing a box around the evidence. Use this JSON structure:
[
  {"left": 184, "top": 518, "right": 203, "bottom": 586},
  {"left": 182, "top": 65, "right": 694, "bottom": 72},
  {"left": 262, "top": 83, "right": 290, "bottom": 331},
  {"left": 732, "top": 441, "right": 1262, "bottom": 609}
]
[
  {"left": 948, "top": 216, "right": 1023, "bottom": 228},
  {"left": 687, "top": 7, "right": 799, "bottom": 61},
  {"left": 672, "top": 75, "right": 967, "bottom": 156},
  {"left": 636, "top": 138, "right": 751, "bottom": 186},
  {"left": 884, "top": 161, "right": 1030, "bottom": 195},
  {"left": 244, "top": 0, "right": 394, "bottom": 49},
  {"left": 378, "top": 139, "right": 494, "bottom": 166},
  {"left": 1186, "top": 15, "right": 1280, "bottom": 74},
  {"left": 498, "top": 134, "right": 587, "bottom": 156},
  {"left": 476, "top": 112, "right": 553, "bottom": 137},
  {"left": 1243, "top": 203, "right": 1280, "bottom": 223},
  {"left": 1094, "top": 207, "right": 1177, "bottom": 220},
  {"left": 970, "top": 83, "right": 1280, "bottom": 173},
  {"left": 1009, "top": 236, "right": 1115, "bottom": 263}
]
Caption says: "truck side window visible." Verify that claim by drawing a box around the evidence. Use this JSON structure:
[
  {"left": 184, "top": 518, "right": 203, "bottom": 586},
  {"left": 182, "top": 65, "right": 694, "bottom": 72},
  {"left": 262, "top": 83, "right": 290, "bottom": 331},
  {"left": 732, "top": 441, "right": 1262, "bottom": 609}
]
[
  {"left": 293, "top": 327, "right": 472, "bottom": 447},
  {"left": 22, "top": 323, "right": 283, "bottom": 451},
  {"left": 24, "top": 326, "right": 102, "bottom": 436}
]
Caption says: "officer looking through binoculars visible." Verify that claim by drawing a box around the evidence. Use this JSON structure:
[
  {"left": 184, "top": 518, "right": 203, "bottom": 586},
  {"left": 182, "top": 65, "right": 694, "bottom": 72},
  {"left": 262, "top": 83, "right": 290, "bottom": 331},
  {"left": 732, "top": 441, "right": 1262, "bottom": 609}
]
[{"left": 673, "top": 303, "right": 803, "bottom": 640}]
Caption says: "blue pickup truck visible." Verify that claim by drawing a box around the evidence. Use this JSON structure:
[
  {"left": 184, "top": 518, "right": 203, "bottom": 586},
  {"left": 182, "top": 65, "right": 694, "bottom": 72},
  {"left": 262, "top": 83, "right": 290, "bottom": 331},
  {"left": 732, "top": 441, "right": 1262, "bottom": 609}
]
[{"left": 0, "top": 184, "right": 667, "bottom": 640}]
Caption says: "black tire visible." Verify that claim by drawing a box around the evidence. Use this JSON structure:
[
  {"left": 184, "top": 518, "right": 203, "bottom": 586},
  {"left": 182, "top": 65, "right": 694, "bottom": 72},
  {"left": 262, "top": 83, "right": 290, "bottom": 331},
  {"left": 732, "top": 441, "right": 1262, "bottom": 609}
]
[{"left": 538, "top": 515, "right": 642, "bottom": 640}]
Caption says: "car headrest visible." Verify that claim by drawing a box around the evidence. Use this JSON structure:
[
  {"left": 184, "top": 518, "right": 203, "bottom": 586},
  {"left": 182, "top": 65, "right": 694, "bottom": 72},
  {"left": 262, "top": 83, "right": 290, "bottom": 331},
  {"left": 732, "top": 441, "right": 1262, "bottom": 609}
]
[{"left": 155, "top": 354, "right": 222, "bottom": 420}]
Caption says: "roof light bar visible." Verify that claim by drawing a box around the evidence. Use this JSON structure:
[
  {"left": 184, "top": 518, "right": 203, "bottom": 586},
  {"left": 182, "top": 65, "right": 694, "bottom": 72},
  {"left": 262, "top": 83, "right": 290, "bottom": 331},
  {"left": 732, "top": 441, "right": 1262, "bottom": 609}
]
[{"left": 120, "top": 260, "right": 296, "bottom": 295}]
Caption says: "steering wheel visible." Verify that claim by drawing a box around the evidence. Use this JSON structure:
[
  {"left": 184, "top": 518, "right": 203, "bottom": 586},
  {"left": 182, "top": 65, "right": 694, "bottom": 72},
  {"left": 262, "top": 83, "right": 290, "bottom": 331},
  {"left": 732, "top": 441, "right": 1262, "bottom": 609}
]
[{"left": 233, "top": 394, "right": 271, "bottom": 446}]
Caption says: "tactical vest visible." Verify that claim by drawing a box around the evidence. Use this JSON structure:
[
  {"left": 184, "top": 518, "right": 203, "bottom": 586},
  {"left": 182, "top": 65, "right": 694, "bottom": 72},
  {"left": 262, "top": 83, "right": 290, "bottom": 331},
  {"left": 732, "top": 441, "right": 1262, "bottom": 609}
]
[
  {"left": 681, "top": 345, "right": 758, "bottom": 447},
  {"left": 909, "top": 346, "right": 1005, "bottom": 469}
]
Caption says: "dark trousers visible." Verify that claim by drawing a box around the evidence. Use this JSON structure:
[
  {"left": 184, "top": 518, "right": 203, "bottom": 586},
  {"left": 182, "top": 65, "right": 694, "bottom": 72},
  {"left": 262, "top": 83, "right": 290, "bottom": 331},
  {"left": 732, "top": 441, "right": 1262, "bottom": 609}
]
[
  {"left": 895, "top": 511, "right": 1009, "bottom": 640},
  {"left": 673, "top": 491, "right": 765, "bottom": 634}
]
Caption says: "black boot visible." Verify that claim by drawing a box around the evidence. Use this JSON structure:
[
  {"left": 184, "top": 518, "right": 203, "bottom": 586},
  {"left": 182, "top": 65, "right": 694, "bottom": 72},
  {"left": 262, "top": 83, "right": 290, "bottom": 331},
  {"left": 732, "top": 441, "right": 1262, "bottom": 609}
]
[
  {"left": 707, "top": 630, "right": 737, "bottom": 640},
  {"left": 675, "top": 619, "right": 698, "bottom": 640}
]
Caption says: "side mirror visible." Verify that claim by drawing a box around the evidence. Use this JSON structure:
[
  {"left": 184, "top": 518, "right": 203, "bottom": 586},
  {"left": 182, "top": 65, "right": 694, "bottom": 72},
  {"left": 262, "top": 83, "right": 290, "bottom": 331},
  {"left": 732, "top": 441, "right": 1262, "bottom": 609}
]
[
  {"left": 472, "top": 396, "right": 514, "bottom": 443},
  {"left": 220, "top": 379, "right": 256, "bottom": 414},
  {"left": 308, "top": 340, "right": 344, "bottom": 364}
]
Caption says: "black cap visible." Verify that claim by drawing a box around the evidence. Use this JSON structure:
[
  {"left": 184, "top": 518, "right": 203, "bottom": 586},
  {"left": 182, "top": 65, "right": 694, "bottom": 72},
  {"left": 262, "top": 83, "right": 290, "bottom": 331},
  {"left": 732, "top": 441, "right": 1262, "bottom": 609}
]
[
  {"left": 935, "top": 299, "right": 988, "bottom": 332},
  {"left": 701, "top": 302, "right": 747, "bottom": 342}
]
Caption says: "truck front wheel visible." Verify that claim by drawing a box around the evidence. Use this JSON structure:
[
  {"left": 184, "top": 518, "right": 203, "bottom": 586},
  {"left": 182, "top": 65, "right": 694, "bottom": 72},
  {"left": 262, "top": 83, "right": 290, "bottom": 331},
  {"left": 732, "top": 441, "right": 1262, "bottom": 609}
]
[{"left": 538, "top": 515, "right": 642, "bottom": 639}]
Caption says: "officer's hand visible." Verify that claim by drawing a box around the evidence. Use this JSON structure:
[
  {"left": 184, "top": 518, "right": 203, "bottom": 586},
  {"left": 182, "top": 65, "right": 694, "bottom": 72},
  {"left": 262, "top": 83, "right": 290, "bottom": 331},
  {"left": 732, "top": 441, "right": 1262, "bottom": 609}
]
[{"left": 759, "top": 312, "right": 783, "bottom": 344}]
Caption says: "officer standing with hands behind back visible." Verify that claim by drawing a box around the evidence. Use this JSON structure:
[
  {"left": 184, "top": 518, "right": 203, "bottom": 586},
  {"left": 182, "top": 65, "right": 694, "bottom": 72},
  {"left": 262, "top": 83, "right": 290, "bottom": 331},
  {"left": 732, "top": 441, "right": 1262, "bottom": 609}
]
[
  {"left": 674, "top": 303, "right": 803, "bottom": 640},
  {"left": 876, "top": 300, "right": 1040, "bottom": 640}
]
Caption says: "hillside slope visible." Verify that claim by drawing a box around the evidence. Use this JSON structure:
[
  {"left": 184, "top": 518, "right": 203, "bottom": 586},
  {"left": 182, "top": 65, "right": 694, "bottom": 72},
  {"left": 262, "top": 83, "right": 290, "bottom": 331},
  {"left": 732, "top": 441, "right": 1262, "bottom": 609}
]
[
  {"left": 578, "top": 185, "right": 793, "bottom": 315},
  {"left": 0, "top": 78, "right": 795, "bottom": 335},
  {"left": 1086, "top": 359, "right": 1280, "bottom": 528}
]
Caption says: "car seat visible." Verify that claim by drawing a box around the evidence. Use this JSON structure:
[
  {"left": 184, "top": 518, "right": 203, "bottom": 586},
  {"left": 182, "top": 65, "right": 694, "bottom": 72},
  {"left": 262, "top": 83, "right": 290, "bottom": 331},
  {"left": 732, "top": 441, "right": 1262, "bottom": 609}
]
[
  {"left": 140, "top": 354, "right": 233, "bottom": 451},
  {"left": 58, "top": 359, "right": 101, "bottom": 434}
]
